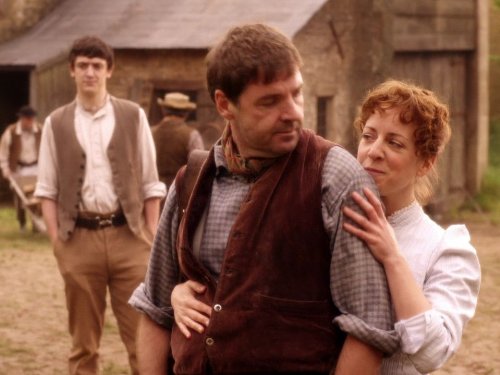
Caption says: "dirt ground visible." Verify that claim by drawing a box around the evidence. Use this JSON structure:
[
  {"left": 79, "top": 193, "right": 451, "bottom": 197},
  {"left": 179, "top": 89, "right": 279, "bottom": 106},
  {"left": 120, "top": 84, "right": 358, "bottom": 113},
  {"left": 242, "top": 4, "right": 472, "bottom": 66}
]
[{"left": 0, "top": 214, "right": 498, "bottom": 374}]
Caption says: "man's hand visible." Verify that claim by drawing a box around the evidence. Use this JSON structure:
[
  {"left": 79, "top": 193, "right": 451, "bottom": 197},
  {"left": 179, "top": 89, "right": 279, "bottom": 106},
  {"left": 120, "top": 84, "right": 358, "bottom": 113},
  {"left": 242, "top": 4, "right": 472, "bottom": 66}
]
[
  {"left": 40, "top": 198, "right": 59, "bottom": 246},
  {"left": 171, "top": 280, "right": 212, "bottom": 338}
]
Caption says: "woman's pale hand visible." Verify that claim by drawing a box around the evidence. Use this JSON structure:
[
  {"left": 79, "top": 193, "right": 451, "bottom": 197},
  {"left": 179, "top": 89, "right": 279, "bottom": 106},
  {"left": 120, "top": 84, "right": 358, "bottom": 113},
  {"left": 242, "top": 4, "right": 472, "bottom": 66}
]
[
  {"left": 171, "top": 280, "right": 212, "bottom": 338},
  {"left": 342, "top": 187, "right": 400, "bottom": 265}
]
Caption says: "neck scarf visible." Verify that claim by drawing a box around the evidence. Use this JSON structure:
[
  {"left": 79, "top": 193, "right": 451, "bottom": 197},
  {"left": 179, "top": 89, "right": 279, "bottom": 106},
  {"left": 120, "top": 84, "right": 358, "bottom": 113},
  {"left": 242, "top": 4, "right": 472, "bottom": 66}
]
[{"left": 221, "top": 123, "right": 278, "bottom": 178}]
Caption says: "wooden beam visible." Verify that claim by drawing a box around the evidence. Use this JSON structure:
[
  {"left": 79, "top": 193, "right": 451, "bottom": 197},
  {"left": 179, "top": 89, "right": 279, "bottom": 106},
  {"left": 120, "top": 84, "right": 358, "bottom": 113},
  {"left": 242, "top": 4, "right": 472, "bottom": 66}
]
[{"left": 393, "top": 14, "right": 475, "bottom": 51}]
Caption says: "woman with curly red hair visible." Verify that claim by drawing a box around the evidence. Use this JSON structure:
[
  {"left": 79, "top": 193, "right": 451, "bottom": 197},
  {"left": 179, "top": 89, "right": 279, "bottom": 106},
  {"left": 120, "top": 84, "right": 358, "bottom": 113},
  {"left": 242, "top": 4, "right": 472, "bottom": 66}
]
[{"left": 344, "top": 80, "right": 481, "bottom": 374}]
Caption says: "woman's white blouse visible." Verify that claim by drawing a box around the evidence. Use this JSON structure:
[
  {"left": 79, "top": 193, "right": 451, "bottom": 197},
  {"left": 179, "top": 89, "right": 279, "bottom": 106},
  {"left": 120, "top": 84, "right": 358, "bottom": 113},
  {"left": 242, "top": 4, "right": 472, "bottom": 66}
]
[{"left": 382, "top": 202, "right": 481, "bottom": 374}]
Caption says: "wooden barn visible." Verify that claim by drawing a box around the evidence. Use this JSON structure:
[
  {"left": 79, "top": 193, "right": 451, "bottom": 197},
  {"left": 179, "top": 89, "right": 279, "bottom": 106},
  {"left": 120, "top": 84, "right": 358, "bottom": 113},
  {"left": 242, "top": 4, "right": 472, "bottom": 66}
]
[
  {"left": 490, "top": 0, "right": 500, "bottom": 122},
  {"left": 0, "top": 0, "right": 489, "bottom": 211}
]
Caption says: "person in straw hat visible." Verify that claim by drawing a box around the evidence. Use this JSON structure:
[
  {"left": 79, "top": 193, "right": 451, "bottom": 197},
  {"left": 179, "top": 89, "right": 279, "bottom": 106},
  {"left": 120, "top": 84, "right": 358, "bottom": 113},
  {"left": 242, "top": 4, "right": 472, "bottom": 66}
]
[{"left": 152, "top": 92, "right": 204, "bottom": 186}]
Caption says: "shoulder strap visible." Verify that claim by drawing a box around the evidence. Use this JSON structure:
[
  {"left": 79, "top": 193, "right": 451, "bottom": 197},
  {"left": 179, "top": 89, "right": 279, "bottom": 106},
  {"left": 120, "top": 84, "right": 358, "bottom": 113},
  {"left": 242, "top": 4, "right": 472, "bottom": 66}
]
[{"left": 175, "top": 149, "right": 209, "bottom": 219}]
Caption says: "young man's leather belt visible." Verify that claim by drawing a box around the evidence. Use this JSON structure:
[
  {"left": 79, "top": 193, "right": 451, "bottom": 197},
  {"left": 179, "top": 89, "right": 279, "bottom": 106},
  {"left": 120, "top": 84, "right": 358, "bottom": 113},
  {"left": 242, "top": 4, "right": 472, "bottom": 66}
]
[
  {"left": 75, "top": 212, "right": 127, "bottom": 230},
  {"left": 17, "top": 160, "right": 38, "bottom": 167}
]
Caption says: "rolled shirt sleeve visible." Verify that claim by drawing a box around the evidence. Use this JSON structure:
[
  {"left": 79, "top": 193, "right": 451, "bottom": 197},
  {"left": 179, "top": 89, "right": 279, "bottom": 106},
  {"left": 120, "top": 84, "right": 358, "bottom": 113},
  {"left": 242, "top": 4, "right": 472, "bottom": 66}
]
[
  {"left": 138, "top": 108, "right": 167, "bottom": 198},
  {"left": 34, "top": 117, "right": 59, "bottom": 200},
  {"left": 0, "top": 125, "right": 12, "bottom": 176},
  {"left": 321, "top": 147, "right": 399, "bottom": 354},
  {"left": 129, "top": 183, "right": 180, "bottom": 328},
  {"left": 394, "top": 225, "right": 481, "bottom": 373}
]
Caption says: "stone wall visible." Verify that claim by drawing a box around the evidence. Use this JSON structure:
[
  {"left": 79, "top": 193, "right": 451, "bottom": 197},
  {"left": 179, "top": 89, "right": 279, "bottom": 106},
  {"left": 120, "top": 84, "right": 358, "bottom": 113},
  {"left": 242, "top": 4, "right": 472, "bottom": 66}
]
[
  {"left": 30, "top": 49, "right": 218, "bottom": 131},
  {"left": 294, "top": 0, "right": 392, "bottom": 153},
  {"left": 110, "top": 49, "right": 218, "bottom": 127}
]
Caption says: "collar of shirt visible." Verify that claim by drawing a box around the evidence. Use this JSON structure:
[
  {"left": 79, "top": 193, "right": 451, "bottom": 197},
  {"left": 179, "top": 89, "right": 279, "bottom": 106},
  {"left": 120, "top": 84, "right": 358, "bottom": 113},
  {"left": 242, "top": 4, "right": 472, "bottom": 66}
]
[
  {"left": 14, "top": 120, "right": 41, "bottom": 135},
  {"left": 75, "top": 94, "right": 111, "bottom": 120},
  {"left": 213, "top": 142, "right": 246, "bottom": 182},
  {"left": 213, "top": 142, "right": 226, "bottom": 167}
]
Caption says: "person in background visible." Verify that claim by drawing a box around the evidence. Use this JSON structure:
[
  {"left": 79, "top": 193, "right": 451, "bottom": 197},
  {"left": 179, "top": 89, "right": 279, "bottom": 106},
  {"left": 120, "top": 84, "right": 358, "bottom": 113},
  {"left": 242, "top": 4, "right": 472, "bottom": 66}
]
[
  {"left": 343, "top": 79, "right": 481, "bottom": 374},
  {"left": 0, "top": 105, "right": 42, "bottom": 231},
  {"left": 130, "top": 23, "right": 398, "bottom": 375},
  {"left": 34, "top": 35, "right": 166, "bottom": 374},
  {"left": 152, "top": 92, "right": 204, "bottom": 187}
]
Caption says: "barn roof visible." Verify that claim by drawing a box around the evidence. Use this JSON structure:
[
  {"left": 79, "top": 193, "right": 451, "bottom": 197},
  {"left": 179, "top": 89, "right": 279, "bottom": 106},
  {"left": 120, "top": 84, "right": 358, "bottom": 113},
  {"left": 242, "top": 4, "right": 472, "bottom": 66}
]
[{"left": 0, "top": 0, "right": 328, "bottom": 67}]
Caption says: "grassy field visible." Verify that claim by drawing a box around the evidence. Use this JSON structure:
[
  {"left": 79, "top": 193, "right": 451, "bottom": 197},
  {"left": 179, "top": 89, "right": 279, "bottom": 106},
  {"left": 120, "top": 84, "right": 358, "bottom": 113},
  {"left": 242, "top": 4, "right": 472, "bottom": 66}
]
[
  {"left": 454, "top": 118, "right": 500, "bottom": 224},
  {"left": 0, "top": 207, "right": 130, "bottom": 375},
  {"left": 0, "top": 205, "right": 499, "bottom": 374},
  {"left": 476, "top": 118, "right": 500, "bottom": 221},
  {"left": 0, "top": 119, "right": 499, "bottom": 374}
]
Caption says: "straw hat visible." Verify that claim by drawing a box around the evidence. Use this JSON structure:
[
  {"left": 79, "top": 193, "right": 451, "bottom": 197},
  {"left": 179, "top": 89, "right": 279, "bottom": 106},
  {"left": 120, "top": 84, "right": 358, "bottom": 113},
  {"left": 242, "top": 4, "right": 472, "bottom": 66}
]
[{"left": 157, "top": 92, "right": 196, "bottom": 110}]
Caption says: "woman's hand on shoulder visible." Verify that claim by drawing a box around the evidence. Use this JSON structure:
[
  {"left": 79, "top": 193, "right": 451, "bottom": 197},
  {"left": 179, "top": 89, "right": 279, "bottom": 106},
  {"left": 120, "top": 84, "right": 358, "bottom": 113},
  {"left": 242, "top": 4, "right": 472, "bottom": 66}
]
[
  {"left": 342, "top": 187, "right": 400, "bottom": 265},
  {"left": 171, "top": 280, "right": 212, "bottom": 338}
]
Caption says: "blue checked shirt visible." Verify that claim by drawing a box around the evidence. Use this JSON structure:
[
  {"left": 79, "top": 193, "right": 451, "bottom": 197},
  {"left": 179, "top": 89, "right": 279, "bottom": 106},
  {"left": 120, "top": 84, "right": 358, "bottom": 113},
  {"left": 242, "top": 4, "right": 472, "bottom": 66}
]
[{"left": 130, "top": 144, "right": 399, "bottom": 354}]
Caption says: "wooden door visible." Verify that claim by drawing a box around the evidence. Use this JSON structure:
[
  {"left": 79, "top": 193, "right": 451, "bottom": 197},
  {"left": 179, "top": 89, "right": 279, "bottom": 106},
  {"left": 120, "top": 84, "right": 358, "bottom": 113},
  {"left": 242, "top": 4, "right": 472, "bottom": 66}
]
[{"left": 391, "top": 52, "right": 467, "bottom": 210}]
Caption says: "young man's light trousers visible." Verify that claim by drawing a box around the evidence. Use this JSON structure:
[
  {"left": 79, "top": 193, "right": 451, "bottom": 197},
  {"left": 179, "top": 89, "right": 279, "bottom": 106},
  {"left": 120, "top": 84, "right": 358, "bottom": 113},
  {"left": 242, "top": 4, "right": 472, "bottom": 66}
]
[{"left": 53, "top": 225, "right": 150, "bottom": 375}]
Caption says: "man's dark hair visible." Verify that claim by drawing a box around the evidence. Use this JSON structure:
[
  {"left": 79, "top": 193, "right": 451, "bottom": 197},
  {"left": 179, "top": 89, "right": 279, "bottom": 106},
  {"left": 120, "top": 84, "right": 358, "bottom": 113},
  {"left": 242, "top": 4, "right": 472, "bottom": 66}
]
[
  {"left": 206, "top": 23, "right": 302, "bottom": 103},
  {"left": 17, "top": 105, "right": 37, "bottom": 118},
  {"left": 68, "top": 36, "right": 114, "bottom": 69}
]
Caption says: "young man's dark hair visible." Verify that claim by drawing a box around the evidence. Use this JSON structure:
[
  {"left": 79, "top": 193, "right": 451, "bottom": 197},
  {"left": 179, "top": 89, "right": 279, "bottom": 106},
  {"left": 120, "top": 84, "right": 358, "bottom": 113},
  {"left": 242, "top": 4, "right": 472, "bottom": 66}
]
[
  {"left": 206, "top": 23, "right": 302, "bottom": 103},
  {"left": 36, "top": 34, "right": 164, "bottom": 375},
  {"left": 68, "top": 35, "right": 115, "bottom": 69}
]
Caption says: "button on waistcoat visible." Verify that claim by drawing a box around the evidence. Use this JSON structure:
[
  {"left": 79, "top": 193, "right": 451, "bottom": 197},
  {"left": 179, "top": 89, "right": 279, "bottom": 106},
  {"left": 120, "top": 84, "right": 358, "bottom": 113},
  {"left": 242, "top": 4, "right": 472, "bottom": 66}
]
[
  {"left": 173, "top": 130, "right": 344, "bottom": 374},
  {"left": 50, "top": 98, "right": 144, "bottom": 241}
]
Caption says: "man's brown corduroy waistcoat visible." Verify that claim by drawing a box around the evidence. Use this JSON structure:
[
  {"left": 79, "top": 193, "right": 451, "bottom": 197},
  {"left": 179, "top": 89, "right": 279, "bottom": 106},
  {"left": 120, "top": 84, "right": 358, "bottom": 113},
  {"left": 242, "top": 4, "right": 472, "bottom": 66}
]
[
  {"left": 50, "top": 97, "right": 144, "bottom": 241},
  {"left": 172, "top": 129, "right": 345, "bottom": 374}
]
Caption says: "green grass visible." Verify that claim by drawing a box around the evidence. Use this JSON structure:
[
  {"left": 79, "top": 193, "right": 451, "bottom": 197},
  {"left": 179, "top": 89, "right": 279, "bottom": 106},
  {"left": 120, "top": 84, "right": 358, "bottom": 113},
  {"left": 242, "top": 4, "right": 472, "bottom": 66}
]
[
  {"left": 103, "top": 317, "right": 120, "bottom": 335},
  {"left": 491, "top": 55, "right": 500, "bottom": 63},
  {"left": 0, "top": 205, "right": 50, "bottom": 251},
  {"left": 0, "top": 337, "right": 35, "bottom": 357},
  {"left": 488, "top": 117, "right": 500, "bottom": 167},
  {"left": 102, "top": 361, "right": 129, "bottom": 375},
  {"left": 458, "top": 118, "right": 500, "bottom": 224}
]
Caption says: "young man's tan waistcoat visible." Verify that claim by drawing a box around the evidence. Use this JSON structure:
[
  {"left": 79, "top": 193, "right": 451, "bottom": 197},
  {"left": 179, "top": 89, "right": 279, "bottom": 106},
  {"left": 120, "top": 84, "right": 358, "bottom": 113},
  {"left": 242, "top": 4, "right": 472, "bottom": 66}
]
[
  {"left": 7, "top": 122, "right": 42, "bottom": 172},
  {"left": 50, "top": 97, "right": 144, "bottom": 241}
]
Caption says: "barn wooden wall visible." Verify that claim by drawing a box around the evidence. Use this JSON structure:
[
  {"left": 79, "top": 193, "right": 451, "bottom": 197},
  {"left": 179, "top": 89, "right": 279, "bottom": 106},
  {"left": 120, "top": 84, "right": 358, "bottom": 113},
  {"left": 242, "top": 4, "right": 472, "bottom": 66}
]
[
  {"left": 34, "top": 59, "right": 75, "bottom": 121},
  {"left": 391, "top": 53, "right": 467, "bottom": 208},
  {"left": 490, "top": 0, "right": 500, "bottom": 121},
  {"left": 390, "top": 0, "right": 488, "bottom": 208},
  {"left": 23, "top": 0, "right": 487, "bottom": 211}
]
